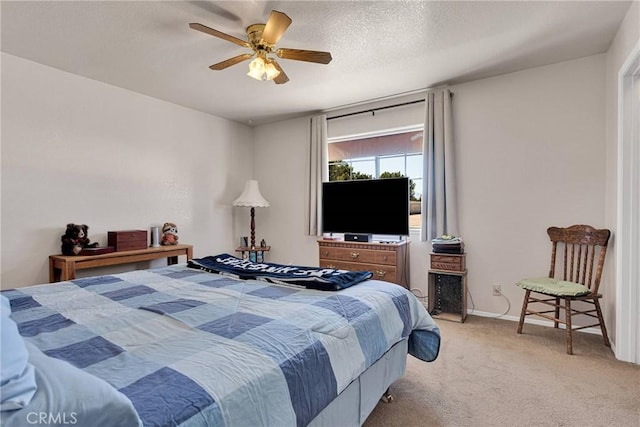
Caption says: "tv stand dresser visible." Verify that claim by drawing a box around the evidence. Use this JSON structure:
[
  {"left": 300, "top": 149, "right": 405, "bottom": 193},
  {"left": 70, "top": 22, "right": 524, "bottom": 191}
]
[{"left": 317, "top": 239, "right": 410, "bottom": 288}]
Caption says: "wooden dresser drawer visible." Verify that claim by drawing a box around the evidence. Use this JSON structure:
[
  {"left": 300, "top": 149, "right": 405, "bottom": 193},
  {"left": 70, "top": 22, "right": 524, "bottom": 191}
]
[
  {"left": 319, "top": 260, "right": 398, "bottom": 284},
  {"left": 319, "top": 246, "right": 397, "bottom": 266},
  {"left": 317, "top": 239, "right": 409, "bottom": 288},
  {"left": 430, "top": 254, "right": 465, "bottom": 272}
]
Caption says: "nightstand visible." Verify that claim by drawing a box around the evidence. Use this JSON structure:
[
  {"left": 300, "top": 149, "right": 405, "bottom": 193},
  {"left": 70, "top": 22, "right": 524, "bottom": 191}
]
[{"left": 428, "top": 253, "right": 467, "bottom": 322}]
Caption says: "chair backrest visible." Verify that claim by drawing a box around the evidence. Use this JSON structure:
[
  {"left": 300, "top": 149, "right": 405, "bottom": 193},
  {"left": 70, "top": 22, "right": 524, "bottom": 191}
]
[{"left": 547, "top": 225, "right": 611, "bottom": 293}]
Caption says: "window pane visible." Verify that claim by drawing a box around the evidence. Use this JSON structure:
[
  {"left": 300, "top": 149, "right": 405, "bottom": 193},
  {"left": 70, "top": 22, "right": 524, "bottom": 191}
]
[
  {"left": 328, "top": 130, "right": 423, "bottom": 161},
  {"left": 410, "top": 212, "right": 422, "bottom": 228},
  {"left": 379, "top": 155, "right": 405, "bottom": 176},
  {"left": 412, "top": 179, "right": 423, "bottom": 201},
  {"left": 351, "top": 158, "right": 375, "bottom": 178},
  {"left": 406, "top": 154, "right": 422, "bottom": 179}
]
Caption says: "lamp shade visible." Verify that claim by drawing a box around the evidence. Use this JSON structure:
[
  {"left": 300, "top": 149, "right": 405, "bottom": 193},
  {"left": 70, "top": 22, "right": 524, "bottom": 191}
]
[
  {"left": 233, "top": 180, "right": 270, "bottom": 207},
  {"left": 247, "top": 56, "right": 266, "bottom": 81}
]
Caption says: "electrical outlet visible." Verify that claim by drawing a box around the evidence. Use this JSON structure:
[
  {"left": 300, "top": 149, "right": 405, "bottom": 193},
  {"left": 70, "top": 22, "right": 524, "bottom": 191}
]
[{"left": 492, "top": 284, "right": 502, "bottom": 296}]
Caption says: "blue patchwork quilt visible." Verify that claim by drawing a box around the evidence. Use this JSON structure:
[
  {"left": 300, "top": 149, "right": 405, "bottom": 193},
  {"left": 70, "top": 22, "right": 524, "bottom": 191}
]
[{"left": 2, "top": 264, "right": 440, "bottom": 427}]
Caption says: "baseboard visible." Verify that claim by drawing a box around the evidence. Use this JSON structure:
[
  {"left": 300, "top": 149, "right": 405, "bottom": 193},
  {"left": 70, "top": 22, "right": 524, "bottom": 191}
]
[{"left": 468, "top": 310, "right": 604, "bottom": 336}]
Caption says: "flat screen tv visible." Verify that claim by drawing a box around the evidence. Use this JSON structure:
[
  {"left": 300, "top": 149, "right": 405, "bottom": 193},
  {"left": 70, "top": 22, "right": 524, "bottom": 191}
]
[{"left": 322, "top": 177, "right": 410, "bottom": 236}]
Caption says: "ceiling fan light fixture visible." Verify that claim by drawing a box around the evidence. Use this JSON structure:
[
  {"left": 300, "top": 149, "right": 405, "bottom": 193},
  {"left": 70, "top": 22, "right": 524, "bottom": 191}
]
[
  {"left": 191, "top": 10, "right": 331, "bottom": 84},
  {"left": 247, "top": 55, "right": 281, "bottom": 81},
  {"left": 247, "top": 56, "right": 266, "bottom": 80},
  {"left": 264, "top": 58, "right": 281, "bottom": 80}
]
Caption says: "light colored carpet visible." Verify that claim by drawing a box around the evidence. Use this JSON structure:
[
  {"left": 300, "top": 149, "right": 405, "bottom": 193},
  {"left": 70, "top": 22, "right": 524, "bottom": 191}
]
[{"left": 364, "top": 315, "right": 640, "bottom": 427}]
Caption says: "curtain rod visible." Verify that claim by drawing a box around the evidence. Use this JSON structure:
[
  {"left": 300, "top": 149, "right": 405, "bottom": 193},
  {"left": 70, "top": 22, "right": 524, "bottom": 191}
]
[{"left": 327, "top": 99, "right": 425, "bottom": 121}]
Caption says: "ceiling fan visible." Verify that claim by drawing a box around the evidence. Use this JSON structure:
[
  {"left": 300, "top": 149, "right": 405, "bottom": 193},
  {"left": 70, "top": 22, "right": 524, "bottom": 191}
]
[{"left": 189, "top": 10, "right": 332, "bottom": 84}]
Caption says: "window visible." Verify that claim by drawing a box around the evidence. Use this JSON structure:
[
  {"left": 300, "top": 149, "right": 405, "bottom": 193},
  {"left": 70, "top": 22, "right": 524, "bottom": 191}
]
[{"left": 328, "top": 127, "right": 423, "bottom": 228}]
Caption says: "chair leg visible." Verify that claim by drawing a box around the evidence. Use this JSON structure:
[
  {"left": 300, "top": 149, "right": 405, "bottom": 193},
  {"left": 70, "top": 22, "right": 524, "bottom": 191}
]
[
  {"left": 554, "top": 297, "right": 560, "bottom": 328},
  {"left": 594, "top": 298, "right": 611, "bottom": 347},
  {"left": 517, "top": 290, "right": 530, "bottom": 334},
  {"left": 565, "top": 298, "right": 573, "bottom": 355}
]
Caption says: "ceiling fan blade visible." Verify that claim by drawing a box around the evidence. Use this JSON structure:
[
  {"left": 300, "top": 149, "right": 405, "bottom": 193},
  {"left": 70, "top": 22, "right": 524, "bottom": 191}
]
[
  {"left": 272, "top": 61, "right": 289, "bottom": 85},
  {"left": 276, "top": 48, "right": 332, "bottom": 64},
  {"left": 209, "top": 53, "right": 254, "bottom": 70},
  {"left": 261, "top": 11, "right": 292, "bottom": 45},
  {"left": 189, "top": 23, "right": 251, "bottom": 49}
]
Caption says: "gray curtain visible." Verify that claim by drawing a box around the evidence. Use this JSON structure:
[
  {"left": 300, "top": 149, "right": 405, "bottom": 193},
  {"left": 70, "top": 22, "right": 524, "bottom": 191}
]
[
  {"left": 305, "top": 115, "right": 328, "bottom": 236},
  {"left": 421, "top": 89, "right": 458, "bottom": 241}
]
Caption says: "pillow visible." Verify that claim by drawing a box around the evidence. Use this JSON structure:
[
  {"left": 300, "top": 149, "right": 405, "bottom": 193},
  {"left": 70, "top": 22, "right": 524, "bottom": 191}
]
[
  {"left": 516, "top": 277, "right": 590, "bottom": 297},
  {"left": 0, "top": 295, "right": 37, "bottom": 411},
  {"left": 1, "top": 341, "right": 142, "bottom": 427}
]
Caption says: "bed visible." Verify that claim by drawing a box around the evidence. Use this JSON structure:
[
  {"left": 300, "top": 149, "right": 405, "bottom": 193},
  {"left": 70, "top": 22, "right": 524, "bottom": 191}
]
[{"left": 1, "top": 255, "right": 441, "bottom": 427}]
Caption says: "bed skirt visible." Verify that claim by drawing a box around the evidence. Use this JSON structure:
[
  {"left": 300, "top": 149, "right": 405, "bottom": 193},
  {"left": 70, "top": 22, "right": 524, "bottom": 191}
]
[{"left": 309, "top": 339, "right": 408, "bottom": 426}]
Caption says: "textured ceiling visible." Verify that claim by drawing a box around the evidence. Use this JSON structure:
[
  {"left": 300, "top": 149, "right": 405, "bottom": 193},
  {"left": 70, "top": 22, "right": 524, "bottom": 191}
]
[{"left": 0, "top": 1, "right": 632, "bottom": 125}]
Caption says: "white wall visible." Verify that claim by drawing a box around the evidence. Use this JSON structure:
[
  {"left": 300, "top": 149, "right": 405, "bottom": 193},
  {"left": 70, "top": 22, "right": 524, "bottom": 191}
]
[
  {"left": 251, "top": 116, "right": 320, "bottom": 265},
  {"left": 1, "top": 53, "right": 254, "bottom": 288},
  {"left": 254, "top": 54, "right": 607, "bottom": 321},
  {"left": 454, "top": 54, "right": 607, "bottom": 317}
]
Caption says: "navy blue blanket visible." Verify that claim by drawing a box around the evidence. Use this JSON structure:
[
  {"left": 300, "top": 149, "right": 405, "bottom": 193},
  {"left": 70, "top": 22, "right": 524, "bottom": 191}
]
[{"left": 188, "top": 254, "right": 373, "bottom": 291}]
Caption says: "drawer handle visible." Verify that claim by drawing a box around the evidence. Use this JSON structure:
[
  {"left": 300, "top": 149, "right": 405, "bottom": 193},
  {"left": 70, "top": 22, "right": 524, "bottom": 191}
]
[
  {"left": 328, "top": 264, "right": 337, "bottom": 269},
  {"left": 350, "top": 252, "right": 360, "bottom": 259},
  {"left": 324, "top": 251, "right": 329, "bottom": 256},
  {"left": 375, "top": 270, "right": 387, "bottom": 278},
  {"left": 382, "top": 255, "right": 388, "bottom": 261}
]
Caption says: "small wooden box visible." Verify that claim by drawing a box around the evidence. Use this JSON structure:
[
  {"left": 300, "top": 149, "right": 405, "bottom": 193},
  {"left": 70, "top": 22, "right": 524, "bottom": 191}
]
[
  {"left": 430, "top": 253, "right": 466, "bottom": 272},
  {"left": 108, "top": 230, "right": 148, "bottom": 252},
  {"left": 79, "top": 246, "right": 115, "bottom": 256}
]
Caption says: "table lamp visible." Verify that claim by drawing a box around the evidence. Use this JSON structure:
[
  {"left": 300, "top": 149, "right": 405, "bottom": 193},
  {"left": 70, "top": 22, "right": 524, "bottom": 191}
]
[{"left": 233, "top": 180, "right": 269, "bottom": 248}]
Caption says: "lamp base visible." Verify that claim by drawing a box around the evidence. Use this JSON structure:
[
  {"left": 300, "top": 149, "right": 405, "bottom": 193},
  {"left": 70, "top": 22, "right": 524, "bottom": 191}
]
[{"left": 250, "top": 207, "right": 256, "bottom": 248}]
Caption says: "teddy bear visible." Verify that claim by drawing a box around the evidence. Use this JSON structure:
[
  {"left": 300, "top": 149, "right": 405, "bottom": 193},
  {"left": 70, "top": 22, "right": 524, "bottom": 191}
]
[
  {"left": 61, "top": 223, "right": 99, "bottom": 255},
  {"left": 161, "top": 222, "right": 179, "bottom": 245}
]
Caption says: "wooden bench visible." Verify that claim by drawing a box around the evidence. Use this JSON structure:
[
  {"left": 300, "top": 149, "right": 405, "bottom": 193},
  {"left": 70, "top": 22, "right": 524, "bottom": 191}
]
[{"left": 49, "top": 244, "right": 193, "bottom": 282}]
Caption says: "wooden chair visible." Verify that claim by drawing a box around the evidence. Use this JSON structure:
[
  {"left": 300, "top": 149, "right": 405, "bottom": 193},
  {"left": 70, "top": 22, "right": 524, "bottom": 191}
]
[{"left": 516, "top": 225, "right": 611, "bottom": 354}]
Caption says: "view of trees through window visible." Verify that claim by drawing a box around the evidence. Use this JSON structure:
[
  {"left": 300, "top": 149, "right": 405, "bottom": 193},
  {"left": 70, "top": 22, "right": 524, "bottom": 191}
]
[{"left": 328, "top": 129, "right": 423, "bottom": 228}]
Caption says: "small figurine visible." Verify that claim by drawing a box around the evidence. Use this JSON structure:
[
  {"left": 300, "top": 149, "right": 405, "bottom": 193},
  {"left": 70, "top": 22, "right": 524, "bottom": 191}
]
[
  {"left": 161, "top": 222, "right": 179, "bottom": 245},
  {"left": 61, "top": 223, "right": 99, "bottom": 255}
]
